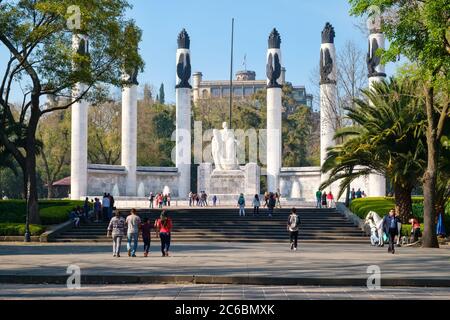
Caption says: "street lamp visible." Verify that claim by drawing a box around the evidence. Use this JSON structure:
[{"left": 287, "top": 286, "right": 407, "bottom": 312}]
[{"left": 24, "top": 179, "right": 31, "bottom": 242}]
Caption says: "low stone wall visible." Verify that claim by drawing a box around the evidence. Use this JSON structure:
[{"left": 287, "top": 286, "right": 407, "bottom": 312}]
[
  {"left": 86, "top": 164, "right": 179, "bottom": 198},
  {"left": 279, "top": 167, "right": 321, "bottom": 201}
]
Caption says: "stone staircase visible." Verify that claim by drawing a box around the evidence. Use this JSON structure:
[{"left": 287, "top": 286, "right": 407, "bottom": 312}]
[{"left": 53, "top": 207, "right": 368, "bottom": 243}]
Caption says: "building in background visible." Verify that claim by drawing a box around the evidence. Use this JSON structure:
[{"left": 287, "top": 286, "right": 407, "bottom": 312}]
[{"left": 192, "top": 69, "right": 313, "bottom": 110}]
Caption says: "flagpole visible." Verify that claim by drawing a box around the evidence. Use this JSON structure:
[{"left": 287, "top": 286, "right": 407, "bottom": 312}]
[{"left": 229, "top": 18, "right": 234, "bottom": 130}]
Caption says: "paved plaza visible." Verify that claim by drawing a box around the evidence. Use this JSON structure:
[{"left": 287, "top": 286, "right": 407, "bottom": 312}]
[
  {"left": 0, "top": 242, "right": 449, "bottom": 285},
  {"left": 1, "top": 283, "right": 449, "bottom": 300}
]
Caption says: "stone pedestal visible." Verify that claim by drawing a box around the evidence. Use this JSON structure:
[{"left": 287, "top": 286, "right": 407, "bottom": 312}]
[
  {"left": 197, "top": 163, "right": 260, "bottom": 200},
  {"left": 267, "top": 87, "right": 282, "bottom": 193},
  {"left": 121, "top": 84, "right": 138, "bottom": 196}
]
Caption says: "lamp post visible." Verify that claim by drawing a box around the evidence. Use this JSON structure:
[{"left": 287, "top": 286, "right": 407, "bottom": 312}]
[{"left": 24, "top": 179, "right": 31, "bottom": 242}]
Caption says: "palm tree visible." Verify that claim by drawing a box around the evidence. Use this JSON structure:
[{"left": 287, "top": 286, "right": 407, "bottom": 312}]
[{"left": 321, "top": 78, "right": 426, "bottom": 222}]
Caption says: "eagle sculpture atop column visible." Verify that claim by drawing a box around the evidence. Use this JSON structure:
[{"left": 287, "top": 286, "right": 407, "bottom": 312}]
[
  {"left": 320, "top": 22, "right": 336, "bottom": 85},
  {"left": 176, "top": 29, "right": 192, "bottom": 89},
  {"left": 267, "top": 28, "right": 282, "bottom": 88}
]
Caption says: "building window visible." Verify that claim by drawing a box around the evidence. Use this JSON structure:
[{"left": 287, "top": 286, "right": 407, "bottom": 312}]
[
  {"left": 222, "top": 87, "right": 230, "bottom": 97},
  {"left": 244, "top": 87, "right": 254, "bottom": 96},
  {"left": 233, "top": 87, "right": 243, "bottom": 97},
  {"left": 202, "top": 89, "right": 209, "bottom": 98},
  {"left": 211, "top": 88, "right": 220, "bottom": 97}
]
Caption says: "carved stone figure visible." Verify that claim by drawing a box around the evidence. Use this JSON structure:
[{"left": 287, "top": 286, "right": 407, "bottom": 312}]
[
  {"left": 320, "top": 48, "right": 335, "bottom": 85},
  {"left": 211, "top": 122, "right": 238, "bottom": 171},
  {"left": 321, "top": 22, "right": 335, "bottom": 44},
  {"left": 177, "top": 28, "right": 190, "bottom": 49},
  {"left": 367, "top": 38, "right": 386, "bottom": 78},
  {"left": 268, "top": 28, "right": 281, "bottom": 49},
  {"left": 124, "top": 67, "right": 139, "bottom": 85},
  {"left": 176, "top": 53, "right": 192, "bottom": 89},
  {"left": 266, "top": 53, "right": 282, "bottom": 88},
  {"left": 77, "top": 38, "right": 89, "bottom": 56}
]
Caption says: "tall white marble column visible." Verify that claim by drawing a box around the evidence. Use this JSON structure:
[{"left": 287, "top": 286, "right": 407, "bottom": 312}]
[
  {"left": 266, "top": 28, "right": 283, "bottom": 193},
  {"left": 70, "top": 34, "right": 89, "bottom": 200},
  {"left": 367, "top": 26, "right": 387, "bottom": 197},
  {"left": 319, "top": 23, "right": 338, "bottom": 188},
  {"left": 121, "top": 70, "right": 138, "bottom": 197},
  {"left": 175, "top": 29, "right": 192, "bottom": 198}
]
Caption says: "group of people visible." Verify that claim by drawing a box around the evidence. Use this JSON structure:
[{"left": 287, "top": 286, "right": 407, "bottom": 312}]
[
  {"left": 237, "top": 193, "right": 278, "bottom": 217},
  {"left": 315, "top": 190, "right": 335, "bottom": 209},
  {"left": 107, "top": 209, "right": 173, "bottom": 258},
  {"left": 148, "top": 192, "right": 171, "bottom": 209},
  {"left": 188, "top": 191, "right": 211, "bottom": 207}
]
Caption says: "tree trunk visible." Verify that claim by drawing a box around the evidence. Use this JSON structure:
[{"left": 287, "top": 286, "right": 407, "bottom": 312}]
[
  {"left": 26, "top": 143, "right": 40, "bottom": 225},
  {"left": 422, "top": 85, "right": 439, "bottom": 248},
  {"left": 47, "top": 184, "right": 54, "bottom": 199},
  {"left": 393, "top": 182, "right": 413, "bottom": 223}
]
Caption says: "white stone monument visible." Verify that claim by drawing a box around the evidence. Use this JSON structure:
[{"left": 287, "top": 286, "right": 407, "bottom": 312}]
[
  {"left": 366, "top": 22, "right": 387, "bottom": 197},
  {"left": 70, "top": 34, "right": 89, "bottom": 200},
  {"left": 266, "top": 28, "right": 283, "bottom": 193},
  {"left": 175, "top": 29, "right": 192, "bottom": 199},
  {"left": 319, "top": 23, "right": 338, "bottom": 195},
  {"left": 211, "top": 122, "right": 239, "bottom": 171},
  {"left": 121, "top": 67, "right": 139, "bottom": 196}
]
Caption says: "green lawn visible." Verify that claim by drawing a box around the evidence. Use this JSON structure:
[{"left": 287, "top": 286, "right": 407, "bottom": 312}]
[
  {"left": 0, "top": 200, "right": 86, "bottom": 236},
  {"left": 349, "top": 197, "right": 449, "bottom": 236}
]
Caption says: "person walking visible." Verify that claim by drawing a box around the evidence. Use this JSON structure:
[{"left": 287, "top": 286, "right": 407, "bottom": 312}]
[
  {"left": 212, "top": 195, "right": 218, "bottom": 206},
  {"left": 155, "top": 211, "right": 173, "bottom": 257},
  {"left": 287, "top": 208, "right": 300, "bottom": 251},
  {"left": 125, "top": 209, "right": 141, "bottom": 257},
  {"left": 237, "top": 193, "right": 246, "bottom": 217},
  {"left": 356, "top": 188, "right": 362, "bottom": 199},
  {"left": 107, "top": 210, "right": 126, "bottom": 257},
  {"left": 108, "top": 194, "right": 114, "bottom": 220},
  {"left": 94, "top": 197, "right": 102, "bottom": 222},
  {"left": 275, "top": 189, "right": 282, "bottom": 208},
  {"left": 102, "top": 193, "right": 110, "bottom": 222},
  {"left": 321, "top": 192, "right": 327, "bottom": 208},
  {"left": 141, "top": 218, "right": 152, "bottom": 257},
  {"left": 351, "top": 188, "right": 356, "bottom": 200},
  {"left": 252, "top": 194, "right": 260, "bottom": 216},
  {"left": 315, "top": 189, "right": 322, "bottom": 209},
  {"left": 188, "top": 191, "right": 193, "bottom": 207},
  {"left": 149, "top": 192, "right": 154, "bottom": 209},
  {"left": 326, "top": 191, "right": 335, "bottom": 208},
  {"left": 268, "top": 193, "right": 276, "bottom": 218},
  {"left": 158, "top": 193, "right": 163, "bottom": 209},
  {"left": 83, "top": 197, "right": 90, "bottom": 221},
  {"left": 383, "top": 209, "right": 401, "bottom": 254},
  {"left": 167, "top": 193, "right": 171, "bottom": 207},
  {"left": 263, "top": 192, "right": 269, "bottom": 208}
]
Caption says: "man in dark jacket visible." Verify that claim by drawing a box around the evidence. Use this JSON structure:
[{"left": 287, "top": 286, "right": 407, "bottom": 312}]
[
  {"left": 268, "top": 193, "right": 276, "bottom": 217},
  {"left": 383, "top": 209, "right": 401, "bottom": 254}
]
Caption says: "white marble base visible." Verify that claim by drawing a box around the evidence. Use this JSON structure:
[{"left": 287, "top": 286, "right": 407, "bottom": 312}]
[{"left": 197, "top": 163, "right": 260, "bottom": 197}]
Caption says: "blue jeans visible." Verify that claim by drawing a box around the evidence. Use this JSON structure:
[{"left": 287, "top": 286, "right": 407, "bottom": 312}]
[
  {"left": 127, "top": 232, "right": 138, "bottom": 256},
  {"left": 239, "top": 205, "right": 245, "bottom": 216},
  {"left": 316, "top": 198, "right": 322, "bottom": 208},
  {"left": 160, "top": 232, "right": 171, "bottom": 254}
]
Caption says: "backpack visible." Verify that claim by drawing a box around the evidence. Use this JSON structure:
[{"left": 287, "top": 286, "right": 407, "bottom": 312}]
[
  {"left": 288, "top": 215, "right": 300, "bottom": 230},
  {"left": 238, "top": 197, "right": 245, "bottom": 205}
]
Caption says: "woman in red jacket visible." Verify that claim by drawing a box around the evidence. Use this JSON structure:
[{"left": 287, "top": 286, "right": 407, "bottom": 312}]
[{"left": 154, "top": 211, "right": 173, "bottom": 257}]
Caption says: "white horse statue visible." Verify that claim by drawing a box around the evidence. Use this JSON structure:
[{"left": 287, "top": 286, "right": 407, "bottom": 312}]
[
  {"left": 365, "top": 211, "right": 403, "bottom": 247},
  {"left": 365, "top": 211, "right": 385, "bottom": 246}
]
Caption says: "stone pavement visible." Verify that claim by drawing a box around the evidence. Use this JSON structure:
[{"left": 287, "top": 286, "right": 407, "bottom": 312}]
[
  {"left": 0, "top": 283, "right": 449, "bottom": 300},
  {"left": 0, "top": 242, "right": 449, "bottom": 286}
]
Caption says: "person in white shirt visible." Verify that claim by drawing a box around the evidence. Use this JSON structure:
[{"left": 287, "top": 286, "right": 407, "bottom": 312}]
[{"left": 125, "top": 208, "right": 141, "bottom": 257}]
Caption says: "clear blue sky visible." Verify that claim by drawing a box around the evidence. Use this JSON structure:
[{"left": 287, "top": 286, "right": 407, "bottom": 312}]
[{"left": 1, "top": 0, "right": 399, "bottom": 105}]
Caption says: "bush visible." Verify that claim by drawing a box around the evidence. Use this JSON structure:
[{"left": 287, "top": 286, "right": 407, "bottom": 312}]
[
  {"left": 0, "top": 200, "right": 85, "bottom": 225},
  {"left": 0, "top": 223, "right": 46, "bottom": 236}
]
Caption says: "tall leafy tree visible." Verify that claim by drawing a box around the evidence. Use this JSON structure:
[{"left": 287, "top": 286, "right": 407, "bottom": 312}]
[
  {"left": 159, "top": 83, "right": 165, "bottom": 104},
  {"left": 348, "top": 0, "right": 449, "bottom": 248},
  {"left": 0, "top": 0, "right": 143, "bottom": 223}
]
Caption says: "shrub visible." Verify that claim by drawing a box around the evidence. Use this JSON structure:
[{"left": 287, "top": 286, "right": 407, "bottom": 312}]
[
  {"left": 0, "top": 223, "right": 46, "bottom": 236},
  {"left": 0, "top": 200, "right": 85, "bottom": 225}
]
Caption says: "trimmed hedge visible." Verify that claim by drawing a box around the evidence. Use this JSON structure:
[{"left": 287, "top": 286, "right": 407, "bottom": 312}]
[
  {"left": 0, "top": 200, "right": 86, "bottom": 225},
  {"left": 0, "top": 223, "right": 46, "bottom": 236}
]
